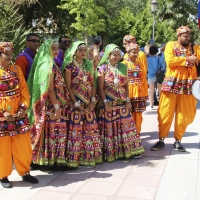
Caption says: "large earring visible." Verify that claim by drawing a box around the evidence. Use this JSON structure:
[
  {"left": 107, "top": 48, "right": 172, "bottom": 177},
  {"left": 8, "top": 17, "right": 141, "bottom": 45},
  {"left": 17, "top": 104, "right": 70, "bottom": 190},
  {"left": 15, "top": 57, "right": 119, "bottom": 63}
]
[{"left": 74, "top": 55, "right": 76, "bottom": 60}]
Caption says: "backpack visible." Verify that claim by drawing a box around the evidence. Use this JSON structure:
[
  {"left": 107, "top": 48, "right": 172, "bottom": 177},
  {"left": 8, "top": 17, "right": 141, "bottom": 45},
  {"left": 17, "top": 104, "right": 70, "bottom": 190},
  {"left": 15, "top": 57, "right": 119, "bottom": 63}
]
[
  {"left": 191, "top": 44, "right": 200, "bottom": 77},
  {"left": 156, "top": 57, "right": 165, "bottom": 84}
]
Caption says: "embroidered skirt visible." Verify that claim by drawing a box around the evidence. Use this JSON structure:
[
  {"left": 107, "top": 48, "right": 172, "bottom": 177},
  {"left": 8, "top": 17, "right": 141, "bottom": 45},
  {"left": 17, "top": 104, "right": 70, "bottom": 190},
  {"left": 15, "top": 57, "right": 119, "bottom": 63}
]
[
  {"left": 66, "top": 109, "right": 102, "bottom": 167},
  {"left": 97, "top": 99, "right": 144, "bottom": 162},
  {"left": 32, "top": 106, "right": 68, "bottom": 166}
]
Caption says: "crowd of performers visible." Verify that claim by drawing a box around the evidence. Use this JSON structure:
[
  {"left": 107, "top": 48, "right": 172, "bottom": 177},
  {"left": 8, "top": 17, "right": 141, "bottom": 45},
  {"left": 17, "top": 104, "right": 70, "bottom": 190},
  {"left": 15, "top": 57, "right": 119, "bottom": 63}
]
[{"left": 0, "top": 25, "right": 200, "bottom": 188}]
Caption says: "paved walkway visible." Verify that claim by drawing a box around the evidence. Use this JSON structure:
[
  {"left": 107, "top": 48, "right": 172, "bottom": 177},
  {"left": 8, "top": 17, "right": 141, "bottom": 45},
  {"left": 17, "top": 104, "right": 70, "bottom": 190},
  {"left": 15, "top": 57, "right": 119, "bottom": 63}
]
[{"left": 1, "top": 101, "right": 200, "bottom": 200}]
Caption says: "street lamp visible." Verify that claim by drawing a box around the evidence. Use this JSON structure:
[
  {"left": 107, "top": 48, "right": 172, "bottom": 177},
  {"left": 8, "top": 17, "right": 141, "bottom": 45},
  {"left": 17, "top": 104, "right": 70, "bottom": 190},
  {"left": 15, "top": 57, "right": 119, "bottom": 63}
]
[{"left": 150, "top": 0, "right": 158, "bottom": 40}]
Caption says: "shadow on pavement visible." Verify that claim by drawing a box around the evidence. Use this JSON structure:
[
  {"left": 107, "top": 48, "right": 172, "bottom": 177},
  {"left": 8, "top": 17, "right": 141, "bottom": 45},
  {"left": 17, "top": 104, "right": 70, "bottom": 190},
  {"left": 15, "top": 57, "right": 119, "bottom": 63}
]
[{"left": 184, "top": 131, "right": 199, "bottom": 137}]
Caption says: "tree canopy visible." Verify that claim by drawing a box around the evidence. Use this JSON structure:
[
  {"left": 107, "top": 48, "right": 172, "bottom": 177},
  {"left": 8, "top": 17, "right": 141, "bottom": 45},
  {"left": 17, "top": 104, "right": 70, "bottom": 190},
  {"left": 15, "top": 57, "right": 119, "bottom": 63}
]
[{"left": 1, "top": 0, "right": 200, "bottom": 48}]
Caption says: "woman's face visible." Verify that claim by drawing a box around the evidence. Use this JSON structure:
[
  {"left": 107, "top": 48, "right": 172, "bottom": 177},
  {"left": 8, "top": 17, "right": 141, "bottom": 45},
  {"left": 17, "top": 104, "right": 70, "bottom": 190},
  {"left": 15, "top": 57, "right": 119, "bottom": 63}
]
[
  {"left": 128, "top": 48, "right": 139, "bottom": 60},
  {"left": 0, "top": 52, "right": 13, "bottom": 67},
  {"left": 52, "top": 42, "right": 59, "bottom": 58},
  {"left": 109, "top": 50, "right": 121, "bottom": 65},
  {"left": 75, "top": 46, "right": 87, "bottom": 60}
]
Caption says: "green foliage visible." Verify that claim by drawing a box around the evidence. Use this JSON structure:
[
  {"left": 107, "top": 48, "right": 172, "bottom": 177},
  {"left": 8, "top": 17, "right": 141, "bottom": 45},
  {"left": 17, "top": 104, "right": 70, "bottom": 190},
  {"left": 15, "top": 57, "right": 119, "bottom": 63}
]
[
  {"left": 0, "top": 4, "right": 32, "bottom": 59},
  {"left": 18, "top": 0, "right": 71, "bottom": 37},
  {"left": 4, "top": 0, "right": 200, "bottom": 49},
  {"left": 104, "top": 0, "right": 200, "bottom": 48},
  {"left": 58, "top": 0, "right": 106, "bottom": 39}
]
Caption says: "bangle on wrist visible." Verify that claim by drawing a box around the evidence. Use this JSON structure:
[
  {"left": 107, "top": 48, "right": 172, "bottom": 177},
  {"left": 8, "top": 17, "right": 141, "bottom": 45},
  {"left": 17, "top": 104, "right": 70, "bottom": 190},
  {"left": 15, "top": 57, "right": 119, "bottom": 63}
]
[
  {"left": 103, "top": 99, "right": 108, "bottom": 104},
  {"left": 54, "top": 103, "right": 60, "bottom": 110},
  {"left": 126, "top": 97, "right": 131, "bottom": 103},
  {"left": 74, "top": 101, "right": 81, "bottom": 108},
  {"left": 91, "top": 96, "right": 97, "bottom": 103}
]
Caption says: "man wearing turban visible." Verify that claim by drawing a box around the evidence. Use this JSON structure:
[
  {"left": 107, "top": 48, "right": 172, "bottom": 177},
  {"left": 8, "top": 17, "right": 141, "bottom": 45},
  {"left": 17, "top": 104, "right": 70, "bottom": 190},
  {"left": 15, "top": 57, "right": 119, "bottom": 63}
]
[
  {"left": 151, "top": 26, "right": 200, "bottom": 152},
  {"left": 0, "top": 42, "right": 38, "bottom": 188}
]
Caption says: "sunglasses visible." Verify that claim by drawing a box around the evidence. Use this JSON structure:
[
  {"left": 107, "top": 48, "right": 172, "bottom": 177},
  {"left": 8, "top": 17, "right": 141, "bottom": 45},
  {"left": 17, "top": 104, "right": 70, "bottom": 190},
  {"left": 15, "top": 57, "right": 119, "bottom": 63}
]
[
  {"left": 27, "top": 39, "right": 40, "bottom": 43},
  {"left": 62, "top": 40, "right": 71, "bottom": 44}
]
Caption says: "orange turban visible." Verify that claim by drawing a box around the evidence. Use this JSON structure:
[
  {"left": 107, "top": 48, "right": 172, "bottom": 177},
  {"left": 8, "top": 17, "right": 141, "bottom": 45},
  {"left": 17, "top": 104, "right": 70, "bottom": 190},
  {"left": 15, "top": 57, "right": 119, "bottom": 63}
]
[
  {"left": 176, "top": 26, "right": 191, "bottom": 36},
  {"left": 123, "top": 34, "right": 136, "bottom": 44},
  {"left": 0, "top": 42, "right": 14, "bottom": 53},
  {"left": 126, "top": 43, "right": 140, "bottom": 52}
]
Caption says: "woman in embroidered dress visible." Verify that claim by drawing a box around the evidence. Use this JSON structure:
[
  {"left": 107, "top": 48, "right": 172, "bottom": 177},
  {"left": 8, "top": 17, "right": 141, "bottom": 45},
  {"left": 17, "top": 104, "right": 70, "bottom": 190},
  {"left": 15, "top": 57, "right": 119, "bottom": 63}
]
[
  {"left": 27, "top": 39, "right": 69, "bottom": 166},
  {"left": 96, "top": 44, "right": 144, "bottom": 162},
  {"left": 62, "top": 41, "right": 102, "bottom": 167},
  {"left": 122, "top": 43, "right": 148, "bottom": 135}
]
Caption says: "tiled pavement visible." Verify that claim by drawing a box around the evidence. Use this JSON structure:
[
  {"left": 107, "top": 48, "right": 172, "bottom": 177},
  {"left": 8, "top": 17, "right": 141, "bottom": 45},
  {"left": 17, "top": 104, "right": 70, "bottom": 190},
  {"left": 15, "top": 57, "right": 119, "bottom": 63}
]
[{"left": 1, "top": 101, "right": 200, "bottom": 200}]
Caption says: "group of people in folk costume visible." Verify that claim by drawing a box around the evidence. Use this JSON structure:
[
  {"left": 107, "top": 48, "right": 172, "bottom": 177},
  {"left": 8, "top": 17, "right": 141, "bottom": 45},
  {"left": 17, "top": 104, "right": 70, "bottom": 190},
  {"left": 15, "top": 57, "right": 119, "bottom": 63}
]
[{"left": 0, "top": 25, "right": 200, "bottom": 189}]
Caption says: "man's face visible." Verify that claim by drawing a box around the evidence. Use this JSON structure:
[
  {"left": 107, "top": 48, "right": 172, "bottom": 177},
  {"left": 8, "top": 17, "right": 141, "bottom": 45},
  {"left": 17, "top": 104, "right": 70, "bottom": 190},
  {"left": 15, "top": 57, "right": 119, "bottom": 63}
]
[
  {"left": 26, "top": 36, "right": 40, "bottom": 52},
  {"left": 60, "top": 38, "right": 71, "bottom": 51},
  {"left": 178, "top": 33, "right": 190, "bottom": 47},
  {"left": 123, "top": 41, "right": 127, "bottom": 49}
]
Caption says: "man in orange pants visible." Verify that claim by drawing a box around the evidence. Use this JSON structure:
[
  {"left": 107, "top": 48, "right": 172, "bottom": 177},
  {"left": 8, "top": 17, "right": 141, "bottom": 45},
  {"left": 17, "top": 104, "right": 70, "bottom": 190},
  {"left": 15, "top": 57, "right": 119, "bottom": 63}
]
[
  {"left": 151, "top": 26, "right": 200, "bottom": 152},
  {"left": 0, "top": 42, "right": 38, "bottom": 188}
]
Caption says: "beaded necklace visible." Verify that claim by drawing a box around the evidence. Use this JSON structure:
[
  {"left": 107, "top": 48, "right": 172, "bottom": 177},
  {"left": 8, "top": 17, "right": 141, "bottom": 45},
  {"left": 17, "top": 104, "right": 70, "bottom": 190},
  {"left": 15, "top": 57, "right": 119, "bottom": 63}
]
[
  {"left": 73, "top": 59, "right": 87, "bottom": 83},
  {"left": 0, "top": 65, "right": 10, "bottom": 71},
  {"left": 108, "top": 62, "right": 119, "bottom": 86},
  {"left": 173, "top": 42, "right": 192, "bottom": 58}
]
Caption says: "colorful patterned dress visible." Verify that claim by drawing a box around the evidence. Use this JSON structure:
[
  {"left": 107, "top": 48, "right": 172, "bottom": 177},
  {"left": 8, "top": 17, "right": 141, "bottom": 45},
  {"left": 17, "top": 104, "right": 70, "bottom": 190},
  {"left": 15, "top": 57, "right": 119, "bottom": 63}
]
[
  {"left": 97, "top": 63, "right": 144, "bottom": 162},
  {"left": 65, "top": 62, "right": 102, "bottom": 167},
  {"left": 162, "top": 41, "right": 197, "bottom": 94},
  {"left": 122, "top": 57, "right": 148, "bottom": 133},
  {"left": 0, "top": 64, "right": 30, "bottom": 136},
  {"left": 31, "top": 65, "right": 69, "bottom": 166}
]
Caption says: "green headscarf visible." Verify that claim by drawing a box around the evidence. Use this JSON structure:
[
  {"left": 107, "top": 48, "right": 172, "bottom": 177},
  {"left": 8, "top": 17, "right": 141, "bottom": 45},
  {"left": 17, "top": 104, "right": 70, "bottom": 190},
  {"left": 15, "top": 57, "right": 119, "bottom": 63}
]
[
  {"left": 61, "top": 40, "right": 93, "bottom": 75},
  {"left": 27, "top": 39, "right": 57, "bottom": 126},
  {"left": 95, "top": 44, "right": 127, "bottom": 82}
]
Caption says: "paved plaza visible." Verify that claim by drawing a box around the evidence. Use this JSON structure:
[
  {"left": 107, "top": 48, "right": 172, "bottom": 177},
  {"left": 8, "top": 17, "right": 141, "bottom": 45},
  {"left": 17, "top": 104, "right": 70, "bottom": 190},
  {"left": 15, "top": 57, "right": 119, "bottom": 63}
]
[{"left": 1, "top": 101, "right": 200, "bottom": 200}]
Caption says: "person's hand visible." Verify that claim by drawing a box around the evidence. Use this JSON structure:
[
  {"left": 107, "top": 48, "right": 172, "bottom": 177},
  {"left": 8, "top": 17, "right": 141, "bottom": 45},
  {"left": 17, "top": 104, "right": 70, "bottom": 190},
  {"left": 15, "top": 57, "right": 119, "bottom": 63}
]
[
  {"left": 17, "top": 108, "right": 25, "bottom": 119},
  {"left": 54, "top": 109, "right": 61, "bottom": 120},
  {"left": 88, "top": 102, "right": 95, "bottom": 111},
  {"left": 3, "top": 112, "right": 14, "bottom": 121},
  {"left": 125, "top": 102, "right": 132, "bottom": 110},
  {"left": 105, "top": 104, "right": 112, "bottom": 112},
  {"left": 188, "top": 54, "right": 198, "bottom": 64},
  {"left": 78, "top": 106, "right": 86, "bottom": 112}
]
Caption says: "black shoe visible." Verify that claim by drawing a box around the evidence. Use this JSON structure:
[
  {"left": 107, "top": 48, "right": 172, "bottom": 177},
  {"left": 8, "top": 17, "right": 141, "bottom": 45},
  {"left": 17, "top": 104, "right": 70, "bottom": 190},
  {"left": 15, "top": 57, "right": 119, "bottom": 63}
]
[
  {"left": 30, "top": 162, "right": 39, "bottom": 171},
  {"left": 153, "top": 101, "right": 159, "bottom": 106},
  {"left": 151, "top": 141, "right": 165, "bottom": 151},
  {"left": 22, "top": 174, "right": 39, "bottom": 184},
  {"left": 132, "top": 154, "right": 142, "bottom": 159},
  {"left": 0, "top": 177, "right": 12, "bottom": 188},
  {"left": 174, "top": 141, "right": 186, "bottom": 152}
]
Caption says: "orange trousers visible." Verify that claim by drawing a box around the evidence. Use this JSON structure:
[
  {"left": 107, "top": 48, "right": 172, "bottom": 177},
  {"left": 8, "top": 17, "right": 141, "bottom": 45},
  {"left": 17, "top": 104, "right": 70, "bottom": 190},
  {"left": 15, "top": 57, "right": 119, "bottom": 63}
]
[
  {"left": 132, "top": 112, "right": 143, "bottom": 134},
  {"left": 158, "top": 92, "right": 197, "bottom": 140},
  {"left": 0, "top": 133, "right": 32, "bottom": 178}
]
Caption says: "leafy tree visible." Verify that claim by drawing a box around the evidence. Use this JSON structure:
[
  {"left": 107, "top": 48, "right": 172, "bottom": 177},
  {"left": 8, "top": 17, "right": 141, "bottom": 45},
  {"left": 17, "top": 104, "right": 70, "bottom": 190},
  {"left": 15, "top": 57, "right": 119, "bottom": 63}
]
[
  {"left": 58, "top": 0, "right": 106, "bottom": 40},
  {"left": 9, "top": 0, "right": 200, "bottom": 47},
  {"left": 18, "top": 0, "right": 72, "bottom": 38},
  {"left": 105, "top": 0, "right": 200, "bottom": 48},
  {"left": 0, "top": 4, "right": 31, "bottom": 59},
  {"left": 1, "top": 0, "right": 38, "bottom": 6}
]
